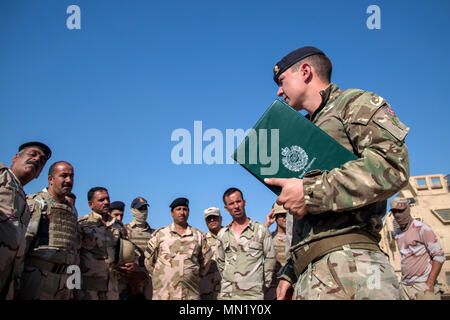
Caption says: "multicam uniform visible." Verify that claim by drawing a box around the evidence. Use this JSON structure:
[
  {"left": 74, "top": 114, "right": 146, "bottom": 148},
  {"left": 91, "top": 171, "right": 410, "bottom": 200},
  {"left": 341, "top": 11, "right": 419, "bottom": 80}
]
[
  {"left": 18, "top": 189, "right": 78, "bottom": 300},
  {"left": 144, "top": 223, "right": 212, "bottom": 300},
  {"left": 125, "top": 220, "right": 155, "bottom": 299},
  {"left": 199, "top": 230, "right": 222, "bottom": 300},
  {"left": 395, "top": 219, "right": 445, "bottom": 300},
  {"left": 76, "top": 211, "right": 134, "bottom": 300},
  {"left": 216, "top": 219, "right": 276, "bottom": 300},
  {"left": 264, "top": 231, "right": 287, "bottom": 300},
  {"left": 0, "top": 162, "right": 31, "bottom": 299},
  {"left": 280, "top": 84, "right": 410, "bottom": 300}
]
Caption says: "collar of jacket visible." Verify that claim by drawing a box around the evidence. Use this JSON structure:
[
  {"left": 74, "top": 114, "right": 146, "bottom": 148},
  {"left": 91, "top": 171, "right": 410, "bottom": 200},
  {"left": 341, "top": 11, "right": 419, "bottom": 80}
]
[
  {"left": 88, "top": 210, "right": 115, "bottom": 227},
  {"left": 129, "top": 220, "right": 151, "bottom": 231},
  {"left": 169, "top": 222, "right": 193, "bottom": 236},
  {"left": 306, "top": 83, "right": 340, "bottom": 122},
  {"left": 224, "top": 217, "right": 255, "bottom": 232}
]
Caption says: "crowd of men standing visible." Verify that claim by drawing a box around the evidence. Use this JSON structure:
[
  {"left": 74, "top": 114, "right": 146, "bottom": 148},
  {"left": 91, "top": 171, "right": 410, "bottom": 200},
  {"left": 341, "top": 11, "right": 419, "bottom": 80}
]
[
  {"left": 0, "top": 142, "right": 287, "bottom": 300},
  {"left": 1, "top": 45, "right": 445, "bottom": 301}
]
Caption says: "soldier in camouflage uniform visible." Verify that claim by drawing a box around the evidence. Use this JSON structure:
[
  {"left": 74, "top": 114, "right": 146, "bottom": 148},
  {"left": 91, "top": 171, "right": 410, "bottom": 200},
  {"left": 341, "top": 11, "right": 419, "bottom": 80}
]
[
  {"left": 125, "top": 197, "right": 155, "bottom": 300},
  {"left": 216, "top": 188, "right": 276, "bottom": 300},
  {"left": 264, "top": 203, "right": 288, "bottom": 300},
  {"left": 266, "top": 46, "right": 410, "bottom": 300},
  {"left": 108, "top": 201, "right": 129, "bottom": 299},
  {"left": 199, "top": 207, "right": 223, "bottom": 300},
  {"left": 18, "top": 161, "right": 78, "bottom": 300},
  {"left": 109, "top": 201, "right": 125, "bottom": 222},
  {"left": 144, "top": 197, "right": 212, "bottom": 300},
  {"left": 389, "top": 197, "right": 444, "bottom": 300},
  {"left": 0, "top": 142, "right": 51, "bottom": 300},
  {"left": 75, "top": 187, "right": 138, "bottom": 300}
]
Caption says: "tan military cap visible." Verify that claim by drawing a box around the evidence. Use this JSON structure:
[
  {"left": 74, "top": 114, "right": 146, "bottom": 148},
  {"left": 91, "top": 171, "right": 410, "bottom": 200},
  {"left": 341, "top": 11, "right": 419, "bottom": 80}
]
[
  {"left": 204, "top": 207, "right": 221, "bottom": 218},
  {"left": 390, "top": 197, "right": 409, "bottom": 210},
  {"left": 272, "top": 203, "right": 287, "bottom": 218}
]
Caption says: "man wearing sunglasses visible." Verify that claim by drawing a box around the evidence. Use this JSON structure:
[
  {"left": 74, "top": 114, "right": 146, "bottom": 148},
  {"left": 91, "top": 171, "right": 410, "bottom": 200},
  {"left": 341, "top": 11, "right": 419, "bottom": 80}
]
[{"left": 390, "top": 197, "right": 444, "bottom": 300}]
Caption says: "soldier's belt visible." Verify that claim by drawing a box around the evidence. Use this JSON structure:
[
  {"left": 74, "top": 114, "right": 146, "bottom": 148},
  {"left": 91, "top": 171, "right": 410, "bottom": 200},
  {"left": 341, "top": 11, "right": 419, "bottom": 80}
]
[
  {"left": 291, "top": 230, "right": 380, "bottom": 278},
  {"left": 25, "top": 257, "right": 70, "bottom": 274}
]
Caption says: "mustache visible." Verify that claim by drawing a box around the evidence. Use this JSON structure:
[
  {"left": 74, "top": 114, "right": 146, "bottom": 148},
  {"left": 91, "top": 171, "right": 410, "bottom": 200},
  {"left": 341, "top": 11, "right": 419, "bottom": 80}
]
[
  {"left": 62, "top": 183, "right": 72, "bottom": 188},
  {"left": 26, "top": 160, "right": 38, "bottom": 170}
]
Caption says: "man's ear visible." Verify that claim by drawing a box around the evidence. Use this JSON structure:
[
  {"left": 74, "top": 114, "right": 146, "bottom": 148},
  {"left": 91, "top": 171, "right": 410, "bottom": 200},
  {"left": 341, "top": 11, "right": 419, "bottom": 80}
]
[
  {"left": 88, "top": 200, "right": 93, "bottom": 209},
  {"left": 11, "top": 153, "right": 19, "bottom": 164}
]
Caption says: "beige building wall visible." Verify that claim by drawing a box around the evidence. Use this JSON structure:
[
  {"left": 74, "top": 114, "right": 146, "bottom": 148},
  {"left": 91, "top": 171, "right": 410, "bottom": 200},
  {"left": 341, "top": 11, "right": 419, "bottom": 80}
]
[{"left": 380, "top": 174, "right": 450, "bottom": 299}]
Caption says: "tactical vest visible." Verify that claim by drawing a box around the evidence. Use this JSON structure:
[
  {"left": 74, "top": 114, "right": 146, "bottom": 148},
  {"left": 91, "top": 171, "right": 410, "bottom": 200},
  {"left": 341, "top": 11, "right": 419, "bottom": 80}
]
[
  {"left": 27, "top": 192, "right": 78, "bottom": 251},
  {"left": 126, "top": 224, "right": 154, "bottom": 252}
]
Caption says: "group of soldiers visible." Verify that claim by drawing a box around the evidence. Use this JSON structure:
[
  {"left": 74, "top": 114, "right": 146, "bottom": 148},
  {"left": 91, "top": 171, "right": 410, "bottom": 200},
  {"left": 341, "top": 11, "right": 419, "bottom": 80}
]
[
  {"left": 0, "top": 143, "right": 288, "bottom": 300},
  {"left": 3, "top": 45, "right": 444, "bottom": 300}
]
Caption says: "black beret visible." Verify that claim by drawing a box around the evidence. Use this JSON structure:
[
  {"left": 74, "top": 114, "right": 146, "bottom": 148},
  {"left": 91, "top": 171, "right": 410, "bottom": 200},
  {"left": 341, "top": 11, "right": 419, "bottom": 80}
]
[
  {"left": 273, "top": 46, "right": 325, "bottom": 84},
  {"left": 131, "top": 197, "right": 149, "bottom": 209},
  {"left": 19, "top": 141, "right": 52, "bottom": 160},
  {"left": 170, "top": 197, "right": 189, "bottom": 209},
  {"left": 110, "top": 201, "right": 125, "bottom": 211}
]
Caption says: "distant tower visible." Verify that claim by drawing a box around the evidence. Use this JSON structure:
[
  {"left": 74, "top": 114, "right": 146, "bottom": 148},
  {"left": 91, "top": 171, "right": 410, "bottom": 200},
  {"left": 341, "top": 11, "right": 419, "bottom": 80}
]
[{"left": 380, "top": 174, "right": 450, "bottom": 300}]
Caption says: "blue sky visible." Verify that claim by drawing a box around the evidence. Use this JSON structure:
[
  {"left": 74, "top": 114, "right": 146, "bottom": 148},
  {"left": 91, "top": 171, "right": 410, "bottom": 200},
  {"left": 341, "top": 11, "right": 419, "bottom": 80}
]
[{"left": 1, "top": 0, "right": 449, "bottom": 233}]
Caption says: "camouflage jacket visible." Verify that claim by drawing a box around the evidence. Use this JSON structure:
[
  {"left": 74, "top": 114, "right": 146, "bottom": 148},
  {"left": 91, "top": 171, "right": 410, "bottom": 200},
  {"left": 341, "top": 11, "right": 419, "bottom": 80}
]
[
  {"left": 272, "top": 231, "right": 287, "bottom": 272},
  {"left": 215, "top": 218, "right": 276, "bottom": 300},
  {"left": 281, "top": 83, "right": 410, "bottom": 283},
  {"left": 77, "top": 211, "right": 129, "bottom": 292},
  {"left": 144, "top": 223, "right": 212, "bottom": 300},
  {"left": 0, "top": 163, "right": 30, "bottom": 296},
  {"left": 199, "top": 230, "right": 222, "bottom": 300},
  {"left": 24, "top": 189, "right": 78, "bottom": 265}
]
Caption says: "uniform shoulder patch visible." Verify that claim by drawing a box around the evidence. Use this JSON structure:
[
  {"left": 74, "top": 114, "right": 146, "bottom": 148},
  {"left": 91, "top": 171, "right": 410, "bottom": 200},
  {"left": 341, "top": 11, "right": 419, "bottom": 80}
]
[{"left": 372, "top": 105, "right": 409, "bottom": 142}]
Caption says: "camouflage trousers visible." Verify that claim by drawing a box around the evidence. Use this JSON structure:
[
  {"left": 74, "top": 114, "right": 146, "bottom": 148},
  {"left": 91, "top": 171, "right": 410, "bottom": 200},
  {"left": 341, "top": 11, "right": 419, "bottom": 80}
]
[
  {"left": 293, "top": 248, "right": 401, "bottom": 300},
  {"left": 400, "top": 282, "right": 441, "bottom": 300},
  {"left": 18, "top": 265, "right": 71, "bottom": 300}
]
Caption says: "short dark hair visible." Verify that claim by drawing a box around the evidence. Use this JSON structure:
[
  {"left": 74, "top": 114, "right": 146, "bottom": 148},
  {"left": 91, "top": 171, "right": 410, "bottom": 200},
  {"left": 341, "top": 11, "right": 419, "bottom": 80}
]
[
  {"left": 222, "top": 187, "right": 244, "bottom": 204},
  {"left": 291, "top": 54, "right": 332, "bottom": 83},
  {"left": 48, "top": 161, "right": 73, "bottom": 177},
  {"left": 87, "top": 187, "right": 108, "bottom": 201}
]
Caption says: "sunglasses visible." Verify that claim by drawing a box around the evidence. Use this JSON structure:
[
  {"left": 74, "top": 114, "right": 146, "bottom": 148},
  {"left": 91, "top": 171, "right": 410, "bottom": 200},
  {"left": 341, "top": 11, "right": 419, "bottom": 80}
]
[{"left": 391, "top": 208, "right": 406, "bottom": 214}]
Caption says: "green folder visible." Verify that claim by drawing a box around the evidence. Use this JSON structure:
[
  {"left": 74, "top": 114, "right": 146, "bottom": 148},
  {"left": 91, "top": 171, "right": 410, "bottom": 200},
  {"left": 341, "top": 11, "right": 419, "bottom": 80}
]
[{"left": 232, "top": 99, "right": 357, "bottom": 195}]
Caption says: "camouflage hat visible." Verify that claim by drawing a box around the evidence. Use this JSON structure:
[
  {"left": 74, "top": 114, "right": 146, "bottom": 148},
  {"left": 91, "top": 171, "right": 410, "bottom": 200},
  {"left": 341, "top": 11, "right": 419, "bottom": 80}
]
[
  {"left": 272, "top": 203, "right": 287, "bottom": 218},
  {"left": 390, "top": 197, "right": 409, "bottom": 210},
  {"left": 204, "top": 207, "right": 221, "bottom": 219},
  {"left": 116, "top": 238, "right": 135, "bottom": 266}
]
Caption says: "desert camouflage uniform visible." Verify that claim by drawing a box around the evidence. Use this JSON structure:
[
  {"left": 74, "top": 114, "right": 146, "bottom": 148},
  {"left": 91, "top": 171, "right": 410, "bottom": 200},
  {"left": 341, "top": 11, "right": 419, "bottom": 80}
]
[
  {"left": 395, "top": 219, "right": 444, "bottom": 300},
  {"left": 199, "top": 230, "right": 221, "bottom": 300},
  {"left": 75, "top": 211, "right": 134, "bottom": 300},
  {"left": 216, "top": 219, "right": 276, "bottom": 300},
  {"left": 124, "top": 221, "right": 155, "bottom": 299},
  {"left": 280, "top": 83, "right": 410, "bottom": 300},
  {"left": 17, "top": 189, "right": 78, "bottom": 300},
  {"left": 0, "top": 162, "right": 31, "bottom": 299},
  {"left": 264, "top": 231, "right": 287, "bottom": 300},
  {"left": 144, "top": 223, "right": 212, "bottom": 300}
]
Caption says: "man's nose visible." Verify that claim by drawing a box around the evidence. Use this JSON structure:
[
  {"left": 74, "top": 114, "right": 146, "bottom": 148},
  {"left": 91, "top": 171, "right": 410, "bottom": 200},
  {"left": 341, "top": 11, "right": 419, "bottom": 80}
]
[{"left": 277, "top": 87, "right": 283, "bottom": 97}]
